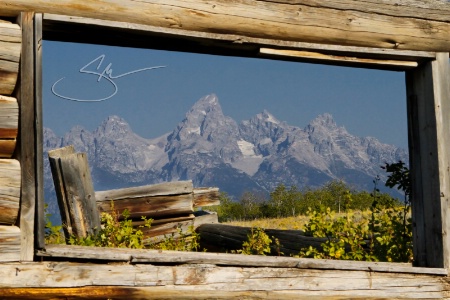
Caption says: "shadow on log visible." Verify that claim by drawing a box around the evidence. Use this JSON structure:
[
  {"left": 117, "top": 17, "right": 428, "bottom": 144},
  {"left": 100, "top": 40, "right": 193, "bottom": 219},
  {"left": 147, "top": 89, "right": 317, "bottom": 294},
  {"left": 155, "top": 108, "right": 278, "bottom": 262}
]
[{"left": 196, "top": 223, "right": 328, "bottom": 256}]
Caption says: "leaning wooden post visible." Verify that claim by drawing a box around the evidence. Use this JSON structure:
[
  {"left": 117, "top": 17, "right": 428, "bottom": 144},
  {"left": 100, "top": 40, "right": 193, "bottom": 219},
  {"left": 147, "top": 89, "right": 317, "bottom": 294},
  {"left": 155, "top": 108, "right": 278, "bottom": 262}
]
[
  {"left": 49, "top": 147, "right": 101, "bottom": 239},
  {"left": 406, "top": 53, "right": 450, "bottom": 268}
]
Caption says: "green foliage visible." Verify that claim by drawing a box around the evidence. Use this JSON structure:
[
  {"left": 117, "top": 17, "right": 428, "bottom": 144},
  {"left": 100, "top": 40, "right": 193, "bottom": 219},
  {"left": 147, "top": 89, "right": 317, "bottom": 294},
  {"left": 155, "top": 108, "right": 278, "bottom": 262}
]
[
  {"left": 299, "top": 161, "right": 413, "bottom": 262},
  {"left": 153, "top": 225, "right": 202, "bottom": 252},
  {"left": 236, "top": 227, "right": 272, "bottom": 255},
  {"left": 211, "top": 180, "right": 398, "bottom": 221},
  {"left": 44, "top": 204, "right": 65, "bottom": 245},
  {"left": 69, "top": 206, "right": 152, "bottom": 249}
]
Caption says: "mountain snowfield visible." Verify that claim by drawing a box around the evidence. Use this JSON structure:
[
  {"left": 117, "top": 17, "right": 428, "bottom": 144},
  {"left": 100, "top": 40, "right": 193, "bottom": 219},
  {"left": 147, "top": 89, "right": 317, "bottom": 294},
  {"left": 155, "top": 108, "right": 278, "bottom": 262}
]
[{"left": 43, "top": 94, "right": 407, "bottom": 214}]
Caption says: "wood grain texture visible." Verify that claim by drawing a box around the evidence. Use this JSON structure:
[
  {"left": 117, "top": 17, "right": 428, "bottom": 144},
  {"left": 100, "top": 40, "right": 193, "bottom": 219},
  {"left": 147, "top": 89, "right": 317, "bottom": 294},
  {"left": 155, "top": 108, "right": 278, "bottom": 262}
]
[
  {"left": 0, "top": 21, "right": 21, "bottom": 95},
  {"left": 0, "top": 159, "right": 20, "bottom": 225},
  {"left": 0, "top": 95, "right": 18, "bottom": 139},
  {"left": 95, "top": 181, "right": 193, "bottom": 200},
  {"left": 0, "top": 260, "right": 448, "bottom": 299},
  {"left": 406, "top": 53, "right": 450, "bottom": 268},
  {"left": 0, "top": 225, "right": 20, "bottom": 262},
  {"left": 16, "top": 12, "right": 35, "bottom": 261},
  {"left": 193, "top": 187, "right": 220, "bottom": 207},
  {"left": 58, "top": 153, "right": 101, "bottom": 238},
  {"left": 48, "top": 145, "right": 75, "bottom": 239},
  {"left": 38, "top": 244, "right": 448, "bottom": 275},
  {"left": 97, "top": 193, "right": 194, "bottom": 219},
  {"left": 34, "top": 13, "right": 45, "bottom": 250},
  {"left": 0, "top": 0, "right": 450, "bottom": 52}
]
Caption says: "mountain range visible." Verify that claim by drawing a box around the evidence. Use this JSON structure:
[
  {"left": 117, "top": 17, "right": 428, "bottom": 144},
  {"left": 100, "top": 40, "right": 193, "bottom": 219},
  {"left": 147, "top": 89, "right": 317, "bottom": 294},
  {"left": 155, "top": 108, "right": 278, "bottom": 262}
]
[{"left": 43, "top": 94, "right": 408, "bottom": 216}]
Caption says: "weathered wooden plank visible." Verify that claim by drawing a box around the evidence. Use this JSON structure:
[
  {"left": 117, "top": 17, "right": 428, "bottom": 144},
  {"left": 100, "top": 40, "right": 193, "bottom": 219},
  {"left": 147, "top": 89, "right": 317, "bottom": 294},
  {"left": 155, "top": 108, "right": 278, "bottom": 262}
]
[
  {"left": 193, "top": 187, "right": 220, "bottom": 207},
  {"left": 1, "top": 0, "right": 450, "bottom": 52},
  {"left": 260, "top": 48, "right": 419, "bottom": 70},
  {"left": 37, "top": 244, "right": 448, "bottom": 276},
  {"left": 0, "top": 21, "right": 20, "bottom": 95},
  {"left": 406, "top": 52, "right": 450, "bottom": 268},
  {"left": 0, "top": 261, "right": 448, "bottom": 299},
  {"left": 43, "top": 13, "right": 437, "bottom": 66},
  {"left": 133, "top": 214, "right": 195, "bottom": 227},
  {"left": 97, "top": 193, "right": 194, "bottom": 219},
  {"left": 48, "top": 145, "right": 75, "bottom": 239},
  {"left": 58, "top": 153, "right": 101, "bottom": 238},
  {"left": 193, "top": 211, "right": 218, "bottom": 227},
  {"left": 16, "top": 12, "right": 35, "bottom": 261},
  {"left": 34, "top": 13, "right": 45, "bottom": 250},
  {"left": 0, "top": 225, "right": 20, "bottom": 262},
  {"left": 0, "top": 159, "right": 20, "bottom": 225},
  {"left": 143, "top": 220, "right": 193, "bottom": 244},
  {"left": 95, "top": 180, "right": 193, "bottom": 200}
]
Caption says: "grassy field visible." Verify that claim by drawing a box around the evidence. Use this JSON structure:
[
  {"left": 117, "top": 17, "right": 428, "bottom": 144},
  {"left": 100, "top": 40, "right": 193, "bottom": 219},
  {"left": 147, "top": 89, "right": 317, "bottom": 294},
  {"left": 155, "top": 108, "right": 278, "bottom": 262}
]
[
  {"left": 224, "top": 210, "right": 371, "bottom": 230},
  {"left": 225, "top": 215, "right": 310, "bottom": 230}
]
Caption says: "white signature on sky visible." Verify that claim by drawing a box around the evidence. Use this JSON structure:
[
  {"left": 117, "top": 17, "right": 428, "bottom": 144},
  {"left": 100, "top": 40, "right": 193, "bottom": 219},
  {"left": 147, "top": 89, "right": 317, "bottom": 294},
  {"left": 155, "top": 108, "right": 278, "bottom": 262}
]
[{"left": 51, "top": 54, "right": 165, "bottom": 102}]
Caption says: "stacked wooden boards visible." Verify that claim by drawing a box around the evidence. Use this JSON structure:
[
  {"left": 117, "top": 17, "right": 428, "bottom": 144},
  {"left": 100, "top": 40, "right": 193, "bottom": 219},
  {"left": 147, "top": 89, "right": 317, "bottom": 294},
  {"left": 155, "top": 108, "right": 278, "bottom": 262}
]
[
  {"left": 0, "top": 19, "right": 21, "bottom": 262},
  {"left": 48, "top": 145, "right": 219, "bottom": 244}
]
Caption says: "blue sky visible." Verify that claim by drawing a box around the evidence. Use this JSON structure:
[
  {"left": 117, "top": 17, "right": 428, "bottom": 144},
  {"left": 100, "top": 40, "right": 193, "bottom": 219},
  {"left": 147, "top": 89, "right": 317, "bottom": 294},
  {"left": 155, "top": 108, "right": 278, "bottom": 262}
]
[{"left": 43, "top": 40, "right": 408, "bottom": 149}]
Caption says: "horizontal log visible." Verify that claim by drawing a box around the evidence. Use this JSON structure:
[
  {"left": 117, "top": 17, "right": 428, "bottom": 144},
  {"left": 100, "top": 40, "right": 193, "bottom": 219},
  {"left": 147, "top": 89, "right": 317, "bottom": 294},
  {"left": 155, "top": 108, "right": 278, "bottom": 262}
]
[
  {"left": 193, "top": 187, "right": 220, "bottom": 207},
  {"left": 1, "top": 1, "right": 450, "bottom": 52},
  {"left": 0, "top": 21, "right": 21, "bottom": 95},
  {"left": 1, "top": 259, "right": 448, "bottom": 299},
  {"left": 95, "top": 181, "right": 193, "bottom": 200},
  {"left": 0, "top": 159, "right": 20, "bottom": 225},
  {"left": 38, "top": 244, "right": 447, "bottom": 275},
  {"left": 0, "top": 139, "right": 16, "bottom": 158},
  {"left": 0, "top": 225, "right": 20, "bottom": 262},
  {"left": 0, "top": 95, "right": 18, "bottom": 139},
  {"left": 197, "top": 223, "right": 328, "bottom": 256},
  {"left": 0, "top": 95, "right": 18, "bottom": 158},
  {"left": 132, "top": 214, "right": 195, "bottom": 227},
  {"left": 143, "top": 220, "right": 193, "bottom": 244},
  {"left": 97, "top": 193, "right": 194, "bottom": 219}
]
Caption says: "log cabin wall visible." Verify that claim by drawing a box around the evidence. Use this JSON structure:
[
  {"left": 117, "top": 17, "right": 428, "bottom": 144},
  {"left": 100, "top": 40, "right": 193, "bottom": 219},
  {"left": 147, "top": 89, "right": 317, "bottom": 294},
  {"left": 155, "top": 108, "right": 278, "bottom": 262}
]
[{"left": 0, "top": 18, "right": 21, "bottom": 262}]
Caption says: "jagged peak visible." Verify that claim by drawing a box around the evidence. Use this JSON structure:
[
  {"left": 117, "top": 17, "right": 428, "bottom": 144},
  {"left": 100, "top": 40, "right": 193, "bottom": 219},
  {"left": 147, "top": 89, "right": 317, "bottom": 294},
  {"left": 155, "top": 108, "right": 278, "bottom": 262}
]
[
  {"left": 257, "top": 109, "right": 280, "bottom": 124},
  {"left": 95, "top": 115, "right": 132, "bottom": 135},
  {"left": 309, "top": 113, "right": 337, "bottom": 129}
]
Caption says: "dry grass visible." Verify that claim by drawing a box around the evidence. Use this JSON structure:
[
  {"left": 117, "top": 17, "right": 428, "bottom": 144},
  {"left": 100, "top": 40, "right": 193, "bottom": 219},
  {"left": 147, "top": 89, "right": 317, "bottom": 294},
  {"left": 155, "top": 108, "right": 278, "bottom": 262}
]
[
  {"left": 225, "top": 215, "right": 310, "bottom": 230},
  {"left": 224, "top": 210, "right": 372, "bottom": 230}
]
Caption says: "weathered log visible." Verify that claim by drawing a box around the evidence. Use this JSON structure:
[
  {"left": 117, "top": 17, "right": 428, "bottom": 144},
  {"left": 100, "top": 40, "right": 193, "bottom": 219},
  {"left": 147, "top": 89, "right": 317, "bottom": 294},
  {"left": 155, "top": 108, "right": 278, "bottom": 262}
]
[
  {"left": 1, "top": 258, "right": 449, "bottom": 299},
  {"left": 0, "top": 21, "right": 21, "bottom": 95},
  {"left": 1, "top": 0, "right": 450, "bottom": 52},
  {"left": 97, "top": 193, "right": 194, "bottom": 220},
  {"left": 132, "top": 214, "right": 195, "bottom": 227},
  {"left": 0, "top": 225, "right": 20, "bottom": 262},
  {"left": 95, "top": 181, "right": 193, "bottom": 200},
  {"left": 0, "top": 95, "right": 18, "bottom": 141},
  {"left": 142, "top": 220, "right": 194, "bottom": 244},
  {"left": 0, "top": 107, "right": 18, "bottom": 157},
  {"left": 193, "top": 210, "right": 218, "bottom": 227},
  {"left": 193, "top": 187, "right": 220, "bottom": 207},
  {"left": 196, "top": 223, "right": 328, "bottom": 256},
  {"left": 48, "top": 148, "right": 101, "bottom": 238},
  {"left": 0, "top": 159, "right": 20, "bottom": 225}
]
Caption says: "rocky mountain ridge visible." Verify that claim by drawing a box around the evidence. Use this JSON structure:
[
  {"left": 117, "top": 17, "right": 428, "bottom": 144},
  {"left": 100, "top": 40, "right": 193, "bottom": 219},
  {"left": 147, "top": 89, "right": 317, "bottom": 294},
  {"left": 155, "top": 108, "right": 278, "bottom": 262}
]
[{"left": 44, "top": 94, "right": 408, "bottom": 214}]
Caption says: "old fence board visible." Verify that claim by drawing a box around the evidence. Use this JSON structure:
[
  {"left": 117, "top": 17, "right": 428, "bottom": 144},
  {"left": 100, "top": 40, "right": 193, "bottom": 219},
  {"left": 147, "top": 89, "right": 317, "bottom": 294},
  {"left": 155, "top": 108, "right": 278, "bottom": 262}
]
[
  {"left": 97, "top": 193, "right": 194, "bottom": 219},
  {"left": 0, "top": 159, "right": 20, "bottom": 225}
]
